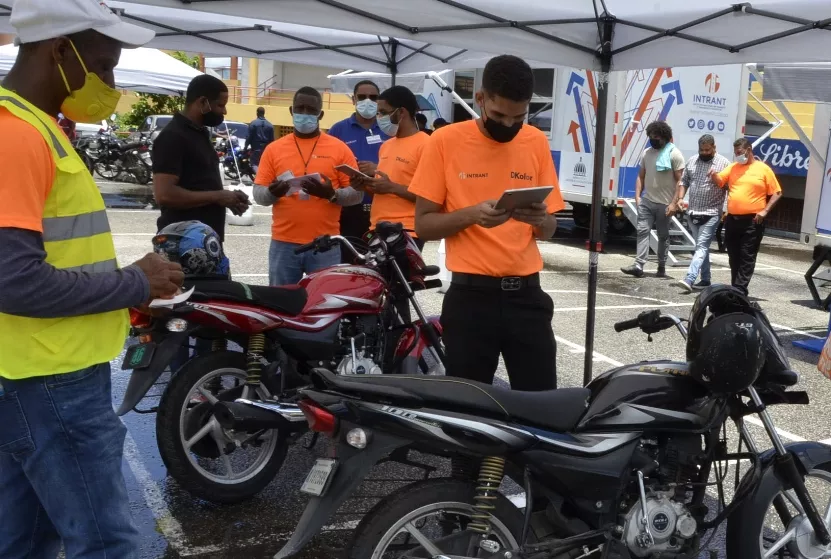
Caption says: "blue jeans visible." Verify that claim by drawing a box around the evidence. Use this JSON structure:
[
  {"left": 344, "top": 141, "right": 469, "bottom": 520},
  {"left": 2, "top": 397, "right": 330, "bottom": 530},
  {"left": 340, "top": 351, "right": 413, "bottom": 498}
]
[
  {"left": 685, "top": 214, "right": 720, "bottom": 284},
  {"left": 269, "top": 239, "right": 340, "bottom": 286},
  {"left": 0, "top": 364, "right": 138, "bottom": 559}
]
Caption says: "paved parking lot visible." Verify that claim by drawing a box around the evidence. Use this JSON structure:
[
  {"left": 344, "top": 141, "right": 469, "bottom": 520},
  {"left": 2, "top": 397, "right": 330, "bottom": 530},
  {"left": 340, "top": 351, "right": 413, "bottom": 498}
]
[{"left": 105, "top": 190, "right": 831, "bottom": 558}]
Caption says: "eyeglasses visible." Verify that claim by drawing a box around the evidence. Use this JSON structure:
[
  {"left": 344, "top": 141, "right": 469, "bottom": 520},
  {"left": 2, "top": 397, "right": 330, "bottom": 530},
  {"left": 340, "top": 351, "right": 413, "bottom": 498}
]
[{"left": 356, "top": 94, "right": 379, "bottom": 102}]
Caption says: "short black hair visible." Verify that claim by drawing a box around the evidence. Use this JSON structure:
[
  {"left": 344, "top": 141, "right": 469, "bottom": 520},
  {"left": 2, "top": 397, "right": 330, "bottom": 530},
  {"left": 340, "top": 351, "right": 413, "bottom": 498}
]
[
  {"left": 256, "top": 106, "right": 265, "bottom": 117},
  {"left": 415, "top": 113, "right": 428, "bottom": 125},
  {"left": 645, "top": 121, "right": 673, "bottom": 143},
  {"left": 734, "top": 137, "right": 752, "bottom": 150},
  {"left": 698, "top": 134, "right": 715, "bottom": 146},
  {"left": 433, "top": 118, "right": 448, "bottom": 128},
  {"left": 294, "top": 86, "right": 323, "bottom": 104},
  {"left": 186, "top": 75, "right": 228, "bottom": 105},
  {"left": 378, "top": 86, "right": 419, "bottom": 118},
  {"left": 353, "top": 80, "right": 380, "bottom": 95},
  {"left": 481, "top": 55, "right": 534, "bottom": 102}
]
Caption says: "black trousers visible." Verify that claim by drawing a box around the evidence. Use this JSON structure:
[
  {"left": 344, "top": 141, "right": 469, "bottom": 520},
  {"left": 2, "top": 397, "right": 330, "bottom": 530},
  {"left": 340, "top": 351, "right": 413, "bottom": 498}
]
[
  {"left": 725, "top": 214, "right": 765, "bottom": 295},
  {"left": 441, "top": 284, "right": 557, "bottom": 390}
]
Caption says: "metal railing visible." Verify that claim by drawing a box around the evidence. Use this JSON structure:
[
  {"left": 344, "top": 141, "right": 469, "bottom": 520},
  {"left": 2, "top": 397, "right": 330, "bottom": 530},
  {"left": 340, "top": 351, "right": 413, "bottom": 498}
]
[{"left": 224, "top": 85, "right": 355, "bottom": 110}]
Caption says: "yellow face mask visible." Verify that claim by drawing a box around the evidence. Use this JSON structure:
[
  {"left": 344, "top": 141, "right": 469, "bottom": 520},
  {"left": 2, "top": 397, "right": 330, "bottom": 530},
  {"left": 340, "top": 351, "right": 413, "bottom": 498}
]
[{"left": 57, "top": 40, "right": 121, "bottom": 124}]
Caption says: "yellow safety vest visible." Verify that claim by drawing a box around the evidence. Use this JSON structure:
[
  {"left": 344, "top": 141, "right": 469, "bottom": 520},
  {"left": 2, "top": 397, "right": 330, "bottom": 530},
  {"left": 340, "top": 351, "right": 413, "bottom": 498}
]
[{"left": 0, "top": 87, "right": 129, "bottom": 379}]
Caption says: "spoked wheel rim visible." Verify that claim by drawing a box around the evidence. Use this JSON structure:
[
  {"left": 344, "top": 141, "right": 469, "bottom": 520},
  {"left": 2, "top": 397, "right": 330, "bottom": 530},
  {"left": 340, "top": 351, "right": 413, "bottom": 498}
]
[
  {"left": 760, "top": 469, "right": 831, "bottom": 558},
  {"left": 178, "top": 367, "right": 279, "bottom": 485},
  {"left": 95, "top": 161, "right": 119, "bottom": 179},
  {"left": 370, "top": 501, "right": 518, "bottom": 559}
]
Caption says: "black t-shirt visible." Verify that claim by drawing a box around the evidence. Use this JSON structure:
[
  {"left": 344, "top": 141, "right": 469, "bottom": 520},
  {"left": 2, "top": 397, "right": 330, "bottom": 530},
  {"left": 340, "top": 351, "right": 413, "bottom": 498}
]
[{"left": 152, "top": 113, "right": 226, "bottom": 240}]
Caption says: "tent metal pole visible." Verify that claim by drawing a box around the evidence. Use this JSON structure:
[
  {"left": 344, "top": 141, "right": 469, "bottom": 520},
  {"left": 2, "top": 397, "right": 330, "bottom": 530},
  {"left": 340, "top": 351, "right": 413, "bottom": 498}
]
[
  {"left": 389, "top": 40, "right": 398, "bottom": 85},
  {"left": 583, "top": 18, "right": 615, "bottom": 386}
]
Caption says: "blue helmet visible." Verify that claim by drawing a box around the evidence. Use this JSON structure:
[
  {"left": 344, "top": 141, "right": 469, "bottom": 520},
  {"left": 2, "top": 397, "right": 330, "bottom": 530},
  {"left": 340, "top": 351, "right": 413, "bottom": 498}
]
[{"left": 152, "top": 221, "right": 230, "bottom": 277}]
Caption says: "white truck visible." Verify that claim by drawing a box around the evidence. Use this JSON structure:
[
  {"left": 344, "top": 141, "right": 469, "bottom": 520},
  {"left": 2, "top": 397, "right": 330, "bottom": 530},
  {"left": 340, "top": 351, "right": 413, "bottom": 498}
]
[{"left": 545, "top": 64, "right": 750, "bottom": 239}]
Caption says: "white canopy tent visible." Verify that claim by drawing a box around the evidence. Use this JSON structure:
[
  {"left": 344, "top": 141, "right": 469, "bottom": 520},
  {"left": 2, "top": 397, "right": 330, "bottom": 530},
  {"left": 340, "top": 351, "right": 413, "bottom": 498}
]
[
  {"left": 0, "top": 2, "right": 553, "bottom": 75},
  {"left": 5, "top": 0, "right": 831, "bottom": 381},
  {"left": 0, "top": 44, "right": 202, "bottom": 94}
]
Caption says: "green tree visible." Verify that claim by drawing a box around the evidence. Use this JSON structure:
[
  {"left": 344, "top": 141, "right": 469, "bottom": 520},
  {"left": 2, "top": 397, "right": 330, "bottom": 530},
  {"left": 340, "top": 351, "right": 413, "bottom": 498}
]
[{"left": 121, "top": 51, "right": 200, "bottom": 128}]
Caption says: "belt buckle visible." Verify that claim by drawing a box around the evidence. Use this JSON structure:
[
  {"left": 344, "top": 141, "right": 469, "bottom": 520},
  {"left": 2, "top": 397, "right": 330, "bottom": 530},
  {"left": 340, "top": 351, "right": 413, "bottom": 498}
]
[{"left": 500, "top": 277, "right": 522, "bottom": 291}]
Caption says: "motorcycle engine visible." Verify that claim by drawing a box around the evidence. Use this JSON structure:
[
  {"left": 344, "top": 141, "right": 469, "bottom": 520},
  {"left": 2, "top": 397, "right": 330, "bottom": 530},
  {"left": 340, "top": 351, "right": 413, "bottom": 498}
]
[
  {"left": 622, "top": 490, "right": 697, "bottom": 557},
  {"left": 622, "top": 435, "right": 702, "bottom": 557},
  {"left": 336, "top": 315, "right": 383, "bottom": 375}
]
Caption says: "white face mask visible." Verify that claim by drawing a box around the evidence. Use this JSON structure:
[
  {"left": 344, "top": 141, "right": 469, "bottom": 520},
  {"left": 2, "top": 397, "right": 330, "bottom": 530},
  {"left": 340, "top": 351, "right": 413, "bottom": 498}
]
[
  {"left": 356, "top": 99, "right": 378, "bottom": 119},
  {"left": 736, "top": 152, "right": 749, "bottom": 164}
]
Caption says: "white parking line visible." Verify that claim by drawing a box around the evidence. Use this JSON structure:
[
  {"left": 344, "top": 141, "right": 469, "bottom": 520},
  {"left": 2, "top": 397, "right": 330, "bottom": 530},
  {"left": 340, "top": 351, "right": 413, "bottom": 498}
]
[{"left": 122, "top": 432, "right": 189, "bottom": 550}]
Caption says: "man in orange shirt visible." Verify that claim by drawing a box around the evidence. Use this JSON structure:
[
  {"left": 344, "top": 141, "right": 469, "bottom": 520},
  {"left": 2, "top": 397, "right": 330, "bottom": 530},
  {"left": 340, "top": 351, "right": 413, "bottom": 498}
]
[
  {"left": 710, "top": 137, "right": 782, "bottom": 294},
  {"left": 410, "top": 55, "right": 564, "bottom": 390},
  {"left": 354, "top": 85, "right": 428, "bottom": 250},
  {"left": 253, "top": 86, "right": 362, "bottom": 286}
]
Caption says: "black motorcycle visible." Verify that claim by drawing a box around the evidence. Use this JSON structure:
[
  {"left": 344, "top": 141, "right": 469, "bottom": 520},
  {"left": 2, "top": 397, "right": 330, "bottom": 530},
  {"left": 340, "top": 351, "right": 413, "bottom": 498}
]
[
  {"left": 224, "top": 287, "right": 831, "bottom": 559},
  {"left": 93, "top": 131, "right": 153, "bottom": 184}
]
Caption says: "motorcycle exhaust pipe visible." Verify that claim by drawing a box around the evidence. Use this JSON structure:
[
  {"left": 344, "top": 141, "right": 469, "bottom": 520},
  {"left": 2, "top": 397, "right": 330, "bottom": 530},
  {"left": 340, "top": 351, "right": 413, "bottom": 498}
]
[{"left": 214, "top": 399, "right": 306, "bottom": 432}]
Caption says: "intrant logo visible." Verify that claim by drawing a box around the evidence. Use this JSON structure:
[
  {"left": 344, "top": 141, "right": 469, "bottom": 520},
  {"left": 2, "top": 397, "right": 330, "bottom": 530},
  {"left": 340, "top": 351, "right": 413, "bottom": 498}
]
[
  {"left": 705, "top": 73, "right": 721, "bottom": 94},
  {"left": 458, "top": 172, "right": 489, "bottom": 180},
  {"left": 511, "top": 171, "right": 534, "bottom": 181}
]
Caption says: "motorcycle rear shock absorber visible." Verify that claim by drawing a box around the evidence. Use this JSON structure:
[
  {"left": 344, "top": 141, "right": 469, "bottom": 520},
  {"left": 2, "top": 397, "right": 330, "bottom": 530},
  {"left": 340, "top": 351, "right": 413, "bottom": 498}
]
[
  {"left": 245, "top": 333, "right": 265, "bottom": 387},
  {"left": 469, "top": 456, "right": 506, "bottom": 534}
]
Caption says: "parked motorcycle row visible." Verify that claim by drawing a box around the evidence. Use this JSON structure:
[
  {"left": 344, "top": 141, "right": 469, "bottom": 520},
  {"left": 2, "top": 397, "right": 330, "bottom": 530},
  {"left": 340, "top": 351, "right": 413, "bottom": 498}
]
[
  {"left": 73, "top": 129, "right": 153, "bottom": 184},
  {"left": 216, "top": 136, "right": 256, "bottom": 182},
  {"left": 118, "top": 226, "right": 831, "bottom": 559}
]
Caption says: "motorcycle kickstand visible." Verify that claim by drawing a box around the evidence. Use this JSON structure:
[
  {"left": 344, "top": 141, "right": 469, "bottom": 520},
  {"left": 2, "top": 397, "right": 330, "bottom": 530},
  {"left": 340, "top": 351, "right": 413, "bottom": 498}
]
[{"left": 303, "top": 432, "right": 320, "bottom": 450}]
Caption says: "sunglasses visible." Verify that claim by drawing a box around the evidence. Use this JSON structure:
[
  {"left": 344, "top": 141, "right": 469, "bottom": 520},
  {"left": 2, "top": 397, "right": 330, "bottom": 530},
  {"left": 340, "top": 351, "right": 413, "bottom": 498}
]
[{"left": 356, "top": 94, "right": 379, "bottom": 102}]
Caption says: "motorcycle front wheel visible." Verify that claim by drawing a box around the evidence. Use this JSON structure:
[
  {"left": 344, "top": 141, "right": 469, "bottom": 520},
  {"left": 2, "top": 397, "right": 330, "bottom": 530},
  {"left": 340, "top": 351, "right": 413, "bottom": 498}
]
[
  {"left": 726, "top": 462, "right": 831, "bottom": 558},
  {"left": 156, "top": 350, "right": 288, "bottom": 504},
  {"left": 348, "top": 479, "right": 525, "bottom": 559},
  {"left": 134, "top": 164, "right": 151, "bottom": 185},
  {"left": 94, "top": 160, "right": 119, "bottom": 180}
]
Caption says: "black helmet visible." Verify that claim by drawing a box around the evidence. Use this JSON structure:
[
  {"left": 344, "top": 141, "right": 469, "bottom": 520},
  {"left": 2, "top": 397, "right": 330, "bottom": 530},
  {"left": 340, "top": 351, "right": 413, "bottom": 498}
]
[
  {"left": 689, "top": 312, "right": 766, "bottom": 394},
  {"left": 687, "top": 284, "right": 792, "bottom": 382}
]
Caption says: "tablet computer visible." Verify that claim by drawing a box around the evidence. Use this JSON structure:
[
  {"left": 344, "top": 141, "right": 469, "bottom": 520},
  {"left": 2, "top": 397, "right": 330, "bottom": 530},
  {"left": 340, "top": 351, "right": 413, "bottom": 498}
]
[
  {"left": 494, "top": 186, "right": 554, "bottom": 211},
  {"left": 335, "top": 164, "right": 373, "bottom": 180}
]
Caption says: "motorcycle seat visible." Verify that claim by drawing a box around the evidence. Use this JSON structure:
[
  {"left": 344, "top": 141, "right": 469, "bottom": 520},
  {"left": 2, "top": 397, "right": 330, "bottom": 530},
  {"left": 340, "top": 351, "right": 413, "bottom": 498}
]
[
  {"left": 310, "top": 369, "right": 590, "bottom": 433},
  {"left": 185, "top": 278, "right": 308, "bottom": 316}
]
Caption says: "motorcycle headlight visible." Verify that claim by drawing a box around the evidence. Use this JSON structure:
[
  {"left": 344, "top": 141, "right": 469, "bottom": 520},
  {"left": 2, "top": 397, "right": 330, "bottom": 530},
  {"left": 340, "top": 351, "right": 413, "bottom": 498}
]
[{"left": 166, "top": 318, "right": 188, "bottom": 332}]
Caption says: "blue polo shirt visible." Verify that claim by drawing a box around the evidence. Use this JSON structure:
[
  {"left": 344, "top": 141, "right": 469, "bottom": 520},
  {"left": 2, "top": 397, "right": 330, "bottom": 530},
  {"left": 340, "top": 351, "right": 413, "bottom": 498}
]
[{"left": 328, "top": 114, "right": 389, "bottom": 203}]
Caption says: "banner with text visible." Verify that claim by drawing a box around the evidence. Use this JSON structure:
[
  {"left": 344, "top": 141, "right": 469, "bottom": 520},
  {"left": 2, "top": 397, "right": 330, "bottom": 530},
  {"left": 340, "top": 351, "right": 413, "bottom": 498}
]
[
  {"left": 747, "top": 136, "right": 810, "bottom": 177},
  {"left": 552, "top": 65, "right": 744, "bottom": 200}
]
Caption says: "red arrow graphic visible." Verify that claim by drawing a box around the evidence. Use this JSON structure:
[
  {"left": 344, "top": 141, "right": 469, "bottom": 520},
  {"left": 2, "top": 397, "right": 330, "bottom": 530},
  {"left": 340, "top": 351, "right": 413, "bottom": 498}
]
[
  {"left": 568, "top": 120, "right": 581, "bottom": 151},
  {"left": 586, "top": 71, "right": 598, "bottom": 109},
  {"left": 621, "top": 68, "right": 665, "bottom": 156}
]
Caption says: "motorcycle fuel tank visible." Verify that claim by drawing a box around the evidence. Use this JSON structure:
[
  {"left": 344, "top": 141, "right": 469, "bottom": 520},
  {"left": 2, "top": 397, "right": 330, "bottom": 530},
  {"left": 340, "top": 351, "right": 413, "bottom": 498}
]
[
  {"left": 299, "top": 265, "right": 386, "bottom": 315},
  {"left": 576, "top": 360, "right": 722, "bottom": 434}
]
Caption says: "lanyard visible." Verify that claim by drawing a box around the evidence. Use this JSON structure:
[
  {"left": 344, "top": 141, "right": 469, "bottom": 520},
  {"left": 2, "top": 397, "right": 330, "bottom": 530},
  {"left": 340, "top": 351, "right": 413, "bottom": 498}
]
[{"left": 294, "top": 135, "right": 320, "bottom": 174}]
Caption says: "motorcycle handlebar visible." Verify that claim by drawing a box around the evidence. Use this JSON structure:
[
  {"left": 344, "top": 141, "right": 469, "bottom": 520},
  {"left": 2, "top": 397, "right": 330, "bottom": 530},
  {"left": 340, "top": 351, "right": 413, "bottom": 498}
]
[
  {"left": 614, "top": 317, "right": 641, "bottom": 333},
  {"left": 293, "top": 240, "right": 319, "bottom": 255}
]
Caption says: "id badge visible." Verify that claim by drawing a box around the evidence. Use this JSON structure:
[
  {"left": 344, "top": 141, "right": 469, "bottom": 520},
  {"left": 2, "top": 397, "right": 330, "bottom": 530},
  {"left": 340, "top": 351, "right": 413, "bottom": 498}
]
[{"left": 366, "top": 135, "right": 382, "bottom": 145}]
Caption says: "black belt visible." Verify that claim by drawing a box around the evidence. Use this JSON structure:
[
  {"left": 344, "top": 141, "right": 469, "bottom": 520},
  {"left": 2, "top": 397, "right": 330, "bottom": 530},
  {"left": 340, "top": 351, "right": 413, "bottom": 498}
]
[{"left": 452, "top": 272, "right": 540, "bottom": 291}]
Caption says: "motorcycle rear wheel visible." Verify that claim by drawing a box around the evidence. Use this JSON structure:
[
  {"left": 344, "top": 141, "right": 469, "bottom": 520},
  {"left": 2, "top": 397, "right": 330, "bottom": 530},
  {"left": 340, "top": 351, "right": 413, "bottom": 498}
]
[
  {"left": 156, "top": 351, "right": 288, "bottom": 504},
  {"left": 348, "top": 479, "right": 525, "bottom": 559},
  {"left": 134, "top": 164, "right": 151, "bottom": 185}
]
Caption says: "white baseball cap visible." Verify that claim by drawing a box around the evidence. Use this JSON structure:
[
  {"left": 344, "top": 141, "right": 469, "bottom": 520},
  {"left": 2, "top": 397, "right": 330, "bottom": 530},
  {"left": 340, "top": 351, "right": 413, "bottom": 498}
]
[{"left": 11, "top": 0, "right": 155, "bottom": 48}]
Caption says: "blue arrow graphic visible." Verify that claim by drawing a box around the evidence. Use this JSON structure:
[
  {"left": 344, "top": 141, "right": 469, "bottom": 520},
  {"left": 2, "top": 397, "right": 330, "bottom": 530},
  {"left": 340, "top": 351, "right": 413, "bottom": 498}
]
[
  {"left": 658, "top": 80, "right": 683, "bottom": 121},
  {"left": 567, "top": 72, "right": 591, "bottom": 153}
]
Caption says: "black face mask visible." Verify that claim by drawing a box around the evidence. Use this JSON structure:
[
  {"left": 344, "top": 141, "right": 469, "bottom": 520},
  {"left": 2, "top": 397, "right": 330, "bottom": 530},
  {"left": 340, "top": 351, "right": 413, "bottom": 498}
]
[
  {"left": 482, "top": 107, "right": 522, "bottom": 143},
  {"left": 649, "top": 138, "right": 665, "bottom": 150},
  {"left": 202, "top": 100, "right": 225, "bottom": 128},
  {"left": 698, "top": 153, "right": 714, "bottom": 162}
]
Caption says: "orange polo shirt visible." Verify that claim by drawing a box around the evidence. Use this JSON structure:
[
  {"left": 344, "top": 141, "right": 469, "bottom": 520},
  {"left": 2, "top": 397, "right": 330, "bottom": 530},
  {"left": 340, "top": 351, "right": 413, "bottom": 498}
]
[
  {"left": 370, "top": 132, "right": 429, "bottom": 235},
  {"left": 255, "top": 132, "right": 357, "bottom": 244},
  {"left": 409, "top": 120, "right": 564, "bottom": 277},
  {"left": 714, "top": 159, "right": 782, "bottom": 216},
  {"left": 0, "top": 109, "right": 57, "bottom": 233}
]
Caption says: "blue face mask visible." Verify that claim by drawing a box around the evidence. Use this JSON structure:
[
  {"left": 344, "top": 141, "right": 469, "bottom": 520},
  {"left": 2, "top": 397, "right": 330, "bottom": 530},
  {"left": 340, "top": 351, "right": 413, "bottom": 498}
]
[
  {"left": 293, "top": 113, "right": 319, "bottom": 134},
  {"left": 377, "top": 109, "right": 400, "bottom": 137}
]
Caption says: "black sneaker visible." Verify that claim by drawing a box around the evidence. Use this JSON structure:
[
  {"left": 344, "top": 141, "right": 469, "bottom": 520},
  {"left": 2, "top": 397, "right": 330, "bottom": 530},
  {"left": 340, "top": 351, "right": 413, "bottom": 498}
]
[
  {"left": 693, "top": 281, "right": 711, "bottom": 290},
  {"left": 621, "top": 264, "right": 644, "bottom": 278},
  {"left": 656, "top": 265, "right": 667, "bottom": 278}
]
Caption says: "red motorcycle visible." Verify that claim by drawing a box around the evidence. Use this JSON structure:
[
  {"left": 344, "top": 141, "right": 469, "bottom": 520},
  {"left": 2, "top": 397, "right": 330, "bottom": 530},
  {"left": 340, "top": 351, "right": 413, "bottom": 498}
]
[{"left": 119, "top": 222, "right": 444, "bottom": 503}]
